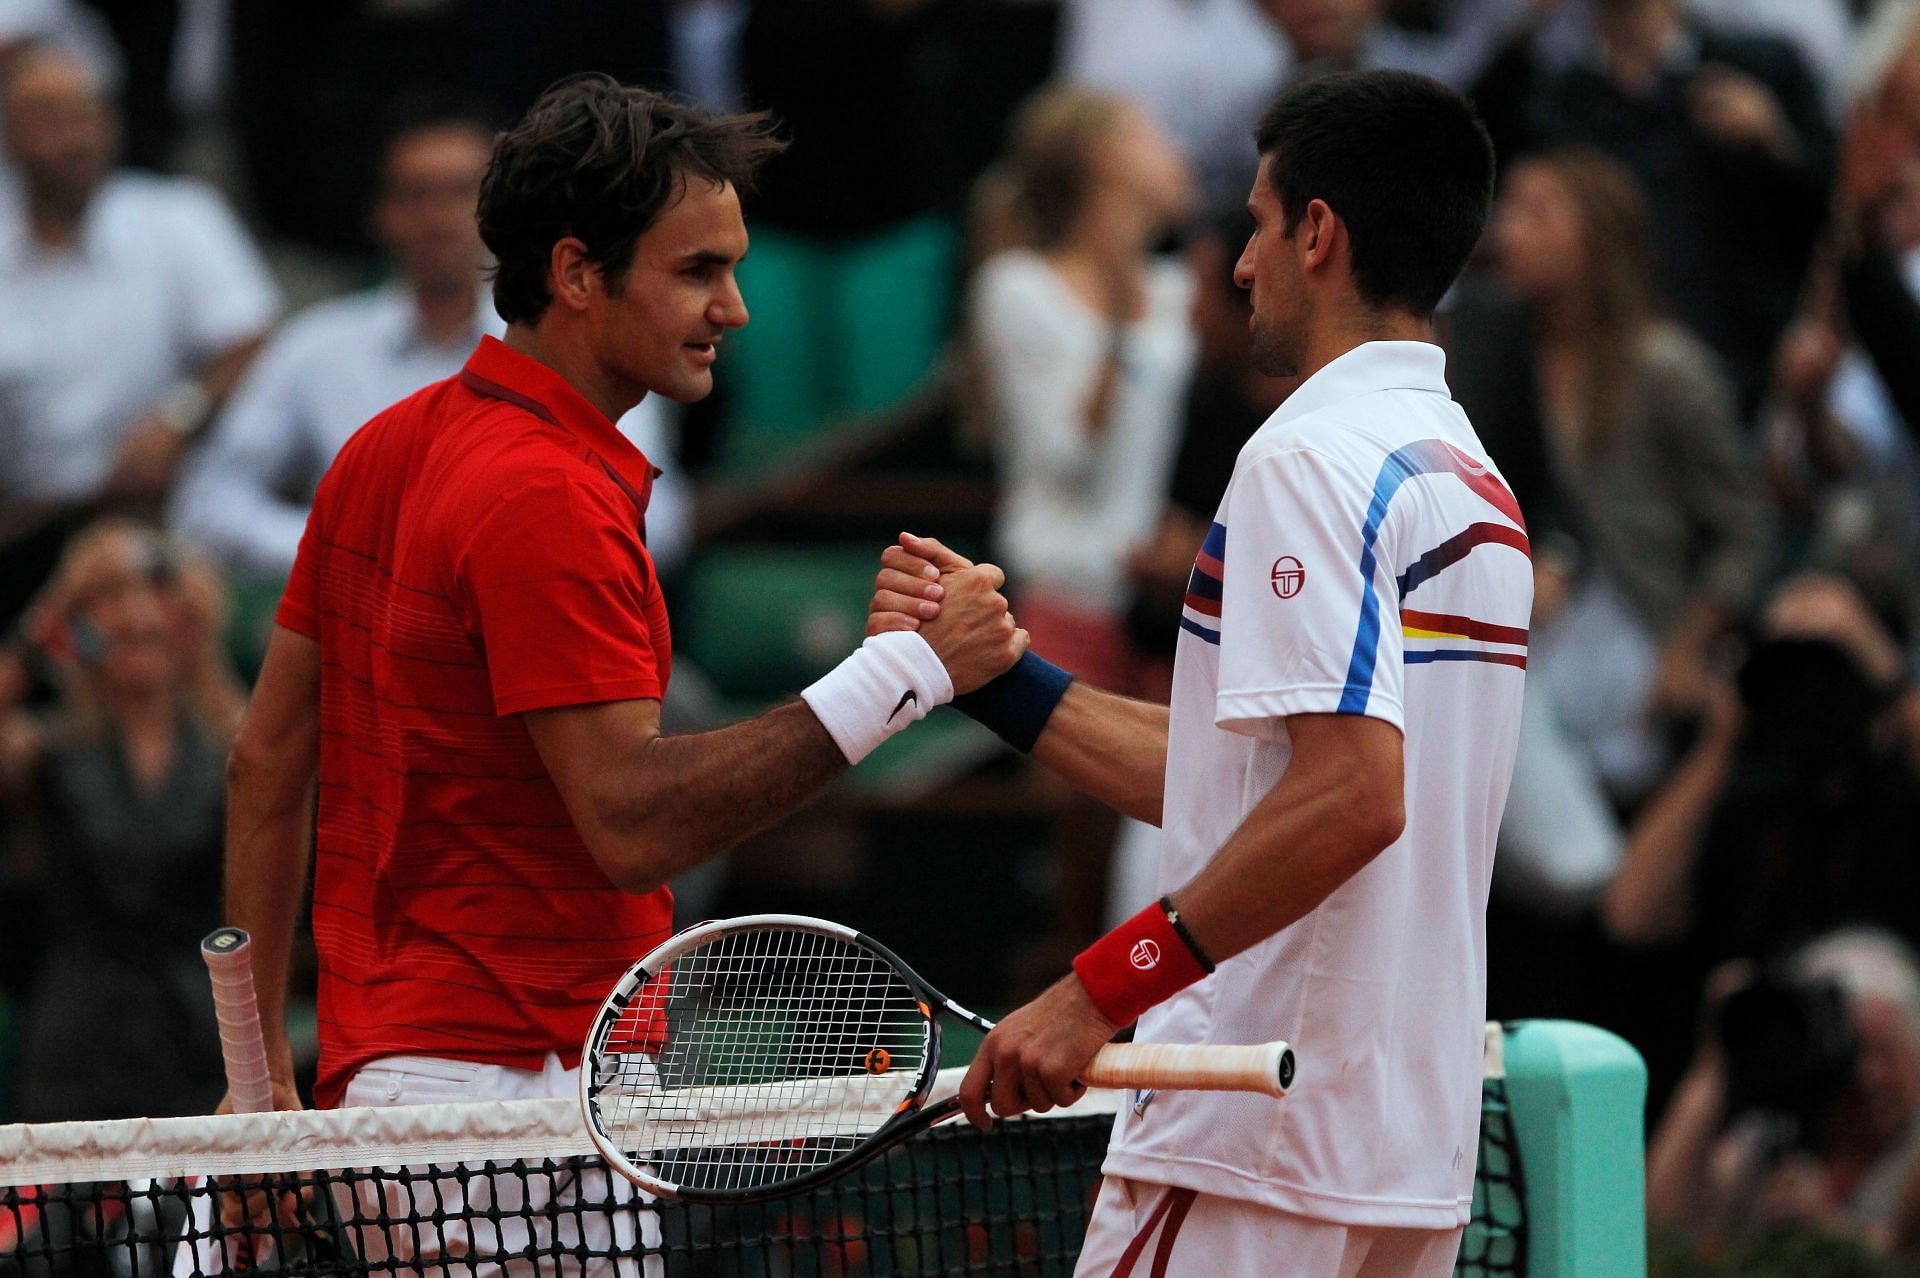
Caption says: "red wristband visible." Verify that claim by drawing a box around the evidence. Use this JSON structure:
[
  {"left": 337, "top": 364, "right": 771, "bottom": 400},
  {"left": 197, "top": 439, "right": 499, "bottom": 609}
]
[{"left": 1072, "top": 902, "right": 1211, "bottom": 1027}]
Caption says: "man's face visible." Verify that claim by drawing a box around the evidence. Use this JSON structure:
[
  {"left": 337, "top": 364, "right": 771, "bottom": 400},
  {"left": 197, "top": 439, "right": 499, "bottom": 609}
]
[
  {"left": 590, "top": 177, "right": 749, "bottom": 404},
  {"left": 1235, "top": 157, "right": 1310, "bottom": 378},
  {"left": 375, "top": 125, "right": 491, "bottom": 296},
  {"left": 2, "top": 47, "right": 116, "bottom": 214}
]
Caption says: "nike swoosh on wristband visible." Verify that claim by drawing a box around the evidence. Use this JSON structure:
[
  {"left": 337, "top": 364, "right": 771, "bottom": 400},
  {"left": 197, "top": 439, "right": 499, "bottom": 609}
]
[{"left": 886, "top": 689, "right": 918, "bottom": 723}]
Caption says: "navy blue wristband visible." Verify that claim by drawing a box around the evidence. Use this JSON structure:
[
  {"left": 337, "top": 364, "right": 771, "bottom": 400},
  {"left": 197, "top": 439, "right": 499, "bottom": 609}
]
[{"left": 950, "top": 651, "right": 1073, "bottom": 753}]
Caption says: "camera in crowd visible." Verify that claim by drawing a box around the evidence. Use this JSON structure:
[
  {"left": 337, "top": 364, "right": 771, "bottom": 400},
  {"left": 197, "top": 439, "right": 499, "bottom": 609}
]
[{"left": 1718, "top": 969, "right": 1861, "bottom": 1154}]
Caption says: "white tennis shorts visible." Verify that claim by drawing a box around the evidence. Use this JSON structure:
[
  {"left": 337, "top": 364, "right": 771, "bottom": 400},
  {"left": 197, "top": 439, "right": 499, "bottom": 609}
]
[
  {"left": 334, "top": 1052, "right": 661, "bottom": 1278},
  {"left": 1072, "top": 1176, "right": 1464, "bottom": 1278}
]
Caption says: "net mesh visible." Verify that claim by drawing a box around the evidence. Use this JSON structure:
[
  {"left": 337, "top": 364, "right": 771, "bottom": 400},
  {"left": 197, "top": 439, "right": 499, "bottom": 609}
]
[
  {"left": 1, "top": 1067, "right": 1525, "bottom": 1278},
  {"left": 589, "top": 924, "right": 933, "bottom": 1197}
]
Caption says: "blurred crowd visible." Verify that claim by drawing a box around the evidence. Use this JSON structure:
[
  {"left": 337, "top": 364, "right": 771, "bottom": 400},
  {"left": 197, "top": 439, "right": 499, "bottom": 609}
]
[{"left": 4, "top": 0, "right": 1920, "bottom": 1269}]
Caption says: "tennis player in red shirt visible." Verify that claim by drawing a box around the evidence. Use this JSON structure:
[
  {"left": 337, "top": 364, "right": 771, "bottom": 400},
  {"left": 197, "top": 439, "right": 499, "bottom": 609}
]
[{"left": 218, "top": 77, "right": 1026, "bottom": 1275}]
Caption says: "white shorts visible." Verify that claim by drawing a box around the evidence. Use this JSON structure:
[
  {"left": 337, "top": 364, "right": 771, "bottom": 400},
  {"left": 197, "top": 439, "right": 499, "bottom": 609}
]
[
  {"left": 334, "top": 1052, "right": 662, "bottom": 1278},
  {"left": 1072, "top": 1176, "right": 1463, "bottom": 1278},
  {"left": 173, "top": 1052, "right": 660, "bottom": 1278}
]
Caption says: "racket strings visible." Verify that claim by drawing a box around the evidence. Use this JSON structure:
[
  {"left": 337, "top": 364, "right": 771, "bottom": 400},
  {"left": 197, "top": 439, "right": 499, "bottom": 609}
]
[{"left": 591, "top": 927, "right": 931, "bottom": 1193}]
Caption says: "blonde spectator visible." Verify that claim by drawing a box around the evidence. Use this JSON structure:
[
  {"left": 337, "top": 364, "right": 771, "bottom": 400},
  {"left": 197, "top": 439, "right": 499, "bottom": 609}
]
[
  {"left": 0, "top": 521, "right": 243, "bottom": 1120},
  {"left": 968, "top": 86, "right": 1195, "bottom": 698}
]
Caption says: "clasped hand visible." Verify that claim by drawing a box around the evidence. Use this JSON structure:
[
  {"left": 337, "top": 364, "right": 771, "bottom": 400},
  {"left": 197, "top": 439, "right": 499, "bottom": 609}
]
[{"left": 867, "top": 532, "right": 1027, "bottom": 694}]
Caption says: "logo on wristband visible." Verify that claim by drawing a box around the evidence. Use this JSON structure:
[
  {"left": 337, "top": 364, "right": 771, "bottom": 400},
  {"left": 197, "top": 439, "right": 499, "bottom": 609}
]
[{"left": 1129, "top": 939, "right": 1161, "bottom": 970}]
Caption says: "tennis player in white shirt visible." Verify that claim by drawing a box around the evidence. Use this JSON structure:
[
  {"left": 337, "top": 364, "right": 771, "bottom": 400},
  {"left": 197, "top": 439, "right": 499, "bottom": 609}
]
[{"left": 872, "top": 70, "right": 1526, "bottom": 1275}]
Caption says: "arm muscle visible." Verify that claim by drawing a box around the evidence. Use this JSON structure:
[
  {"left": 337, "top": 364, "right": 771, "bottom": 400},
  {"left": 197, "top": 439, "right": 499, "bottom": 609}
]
[
  {"left": 525, "top": 698, "right": 848, "bottom": 894},
  {"left": 223, "top": 624, "right": 320, "bottom": 1084}
]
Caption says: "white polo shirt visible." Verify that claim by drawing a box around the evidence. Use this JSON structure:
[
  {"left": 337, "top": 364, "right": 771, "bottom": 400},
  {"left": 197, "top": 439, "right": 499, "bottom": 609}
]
[
  {"left": 1101, "top": 341, "right": 1532, "bottom": 1228},
  {"left": 0, "top": 172, "right": 280, "bottom": 503}
]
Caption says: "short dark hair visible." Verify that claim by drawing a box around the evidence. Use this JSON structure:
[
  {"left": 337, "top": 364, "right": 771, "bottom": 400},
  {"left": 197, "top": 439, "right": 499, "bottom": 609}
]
[
  {"left": 1255, "top": 70, "right": 1494, "bottom": 316},
  {"left": 477, "top": 75, "right": 785, "bottom": 325}
]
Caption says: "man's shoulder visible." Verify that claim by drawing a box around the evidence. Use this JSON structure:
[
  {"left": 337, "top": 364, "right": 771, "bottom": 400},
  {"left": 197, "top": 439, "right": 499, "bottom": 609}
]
[
  {"left": 282, "top": 287, "right": 407, "bottom": 345},
  {"left": 97, "top": 169, "right": 240, "bottom": 229},
  {"left": 417, "top": 390, "right": 629, "bottom": 519},
  {"left": 1235, "top": 412, "right": 1393, "bottom": 490},
  {"left": 252, "top": 290, "right": 407, "bottom": 375}
]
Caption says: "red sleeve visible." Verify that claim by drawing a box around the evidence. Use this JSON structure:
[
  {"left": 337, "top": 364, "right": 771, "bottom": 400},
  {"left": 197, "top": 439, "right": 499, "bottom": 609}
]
[
  {"left": 274, "top": 504, "right": 322, "bottom": 640},
  {"left": 455, "top": 469, "right": 665, "bottom": 716}
]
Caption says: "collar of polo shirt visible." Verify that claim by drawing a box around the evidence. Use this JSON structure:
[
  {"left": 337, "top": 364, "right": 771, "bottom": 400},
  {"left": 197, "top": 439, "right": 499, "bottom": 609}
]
[
  {"left": 458, "top": 335, "right": 662, "bottom": 504},
  {"left": 1264, "top": 339, "right": 1450, "bottom": 429}
]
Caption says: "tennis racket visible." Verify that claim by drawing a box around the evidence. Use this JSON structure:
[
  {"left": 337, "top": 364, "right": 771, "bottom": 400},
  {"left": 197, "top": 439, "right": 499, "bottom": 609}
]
[
  {"left": 201, "top": 927, "right": 276, "bottom": 1115},
  {"left": 580, "top": 913, "right": 1296, "bottom": 1202},
  {"left": 199, "top": 927, "right": 352, "bottom": 1272}
]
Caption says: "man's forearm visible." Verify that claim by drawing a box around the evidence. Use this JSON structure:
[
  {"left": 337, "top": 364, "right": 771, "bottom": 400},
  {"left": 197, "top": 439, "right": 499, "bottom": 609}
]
[
  {"left": 1600, "top": 734, "right": 1733, "bottom": 945},
  {"left": 591, "top": 701, "right": 848, "bottom": 890},
  {"left": 1031, "top": 683, "right": 1169, "bottom": 824},
  {"left": 220, "top": 626, "right": 321, "bottom": 1079},
  {"left": 223, "top": 761, "right": 314, "bottom": 1070},
  {"left": 1170, "top": 717, "right": 1404, "bottom": 963}
]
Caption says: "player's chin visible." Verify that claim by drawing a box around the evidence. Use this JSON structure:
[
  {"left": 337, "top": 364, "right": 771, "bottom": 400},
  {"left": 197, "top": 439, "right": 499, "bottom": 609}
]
[{"left": 658, "top": 362, "right": 715, "bottom": 404}]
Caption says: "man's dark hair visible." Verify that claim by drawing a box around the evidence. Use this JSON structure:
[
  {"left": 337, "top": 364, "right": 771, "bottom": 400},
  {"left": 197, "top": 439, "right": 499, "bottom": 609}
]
[
  {"left": 1255, "top": 70, "right": 1494, "bottom": 316},
  {"left": 478, "top": 75, "right": 785, "bottom": 325}
]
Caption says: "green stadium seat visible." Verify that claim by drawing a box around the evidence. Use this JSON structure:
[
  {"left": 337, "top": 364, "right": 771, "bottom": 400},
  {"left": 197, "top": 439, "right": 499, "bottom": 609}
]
[{"left": 721, "top": 217, "right": 960, "bottom": 475}]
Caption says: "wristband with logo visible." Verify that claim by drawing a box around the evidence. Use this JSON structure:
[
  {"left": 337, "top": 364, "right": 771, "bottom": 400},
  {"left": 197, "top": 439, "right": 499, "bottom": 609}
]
[
  {"left": 800, "top": 631, "right": 954, "bottom": 765},
  {"left": 1072, "top": 901, "right": 1212, "bottom": 1027}
]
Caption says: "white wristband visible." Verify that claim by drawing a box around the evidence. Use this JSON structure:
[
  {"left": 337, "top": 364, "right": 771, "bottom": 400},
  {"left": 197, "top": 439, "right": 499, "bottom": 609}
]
[{"left": 800, "top": 631, "right": 955, "bottom": 765}]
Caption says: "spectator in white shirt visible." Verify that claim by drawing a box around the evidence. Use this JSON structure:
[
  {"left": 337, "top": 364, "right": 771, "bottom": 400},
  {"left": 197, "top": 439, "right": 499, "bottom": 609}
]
[
  {"left": 968, "top": 85, "right": 1195, "bottom": 698},
  {"left": 170, "top": 106, "right": 498, "bottom": 582},
  {"left": 0, "top": 39, "right": 277, "bottom": 519},
  {"left": 172, "top": 103, "right": 691, "bottom": 584}
]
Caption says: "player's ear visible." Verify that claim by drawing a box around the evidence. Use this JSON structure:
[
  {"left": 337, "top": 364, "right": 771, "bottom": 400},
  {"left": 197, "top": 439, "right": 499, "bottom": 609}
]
[
  {"left": 549, "top": 236, "right": 595, "bottom": 313},
  {"left": 1302, "top": 199, "right": 1338, "bottom": 269}
]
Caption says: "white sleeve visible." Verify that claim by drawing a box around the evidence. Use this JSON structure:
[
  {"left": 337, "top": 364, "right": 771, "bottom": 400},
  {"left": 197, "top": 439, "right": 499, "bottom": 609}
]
[
  {"left": 169, "top": 333, "right": 312, "bottom": 576},
  {"left": 1214, "top": 447, "right": 1405, "bottom": 739},
  {"left": 970, "top": 258, "right": 1098, "bottom": 484},
  {"left": 165, "top": 182, "right": 281, "bottom": 355}
]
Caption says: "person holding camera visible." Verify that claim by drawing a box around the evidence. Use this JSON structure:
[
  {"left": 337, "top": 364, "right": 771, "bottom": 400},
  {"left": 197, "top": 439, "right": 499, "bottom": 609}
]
[
  {"left": 1648, "top": 929, "right": 1920, "bottom": 1251},
  {"left": 1602, "top": 572, "right": 1920, "bottom": 960},
  {"left": 0, "top": 520, "right": 244, "bottom": 1121}
]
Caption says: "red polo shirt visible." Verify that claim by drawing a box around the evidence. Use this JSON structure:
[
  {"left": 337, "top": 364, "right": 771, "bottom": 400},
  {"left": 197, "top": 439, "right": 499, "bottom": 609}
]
[{"left": 278, "top": 336, "right": 674, "bottom": 1107}]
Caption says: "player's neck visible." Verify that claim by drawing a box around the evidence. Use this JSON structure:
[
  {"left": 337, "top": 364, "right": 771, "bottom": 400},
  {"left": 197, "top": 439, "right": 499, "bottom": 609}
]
[
  {"left": 501, "top": 320, "right": 640, "bottom": 424},
  {"left": 1292, "top": 309, "right": 1431, "bottom": 382},
  {"left": 24, "top": 183, "right": 91, "bottom": 250}
]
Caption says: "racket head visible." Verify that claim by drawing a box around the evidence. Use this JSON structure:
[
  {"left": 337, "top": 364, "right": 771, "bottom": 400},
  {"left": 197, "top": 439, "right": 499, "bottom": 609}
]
[{"left": 581, "top": 914, "right": 942, "bottom": 1201}]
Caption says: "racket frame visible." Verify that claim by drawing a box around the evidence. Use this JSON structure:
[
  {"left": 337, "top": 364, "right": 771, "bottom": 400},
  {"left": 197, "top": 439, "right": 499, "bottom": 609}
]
[{"left": 581, "top": 914, "right": 986, "bottom": 1202}]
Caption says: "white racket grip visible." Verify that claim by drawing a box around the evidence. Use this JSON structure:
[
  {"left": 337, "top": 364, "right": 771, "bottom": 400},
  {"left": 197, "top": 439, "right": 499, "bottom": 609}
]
[
  {"left": 1082, "top": 1040, "right": 1296, "bottom": 1097},
  {"left": 201, "top": 927, "right": 277, "bottom": 1114}
]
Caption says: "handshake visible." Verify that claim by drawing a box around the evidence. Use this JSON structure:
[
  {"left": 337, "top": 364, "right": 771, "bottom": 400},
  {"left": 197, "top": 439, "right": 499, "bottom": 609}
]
[
  {"left": 864, "top": 531, "right": 1030, "bottom": 695},
  {"left": 801, "top": 532, "right": 1048, "bottom": 768}
]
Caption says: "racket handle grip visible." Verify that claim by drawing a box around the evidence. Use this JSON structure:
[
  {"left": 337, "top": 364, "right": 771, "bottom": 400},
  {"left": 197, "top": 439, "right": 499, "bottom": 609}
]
[
  {"left": 1082, "top": 1040, "right": 1296, "bottom": 1097},
  {"left": 201, "top": 927, "right": 277, "bottom": 1114}
]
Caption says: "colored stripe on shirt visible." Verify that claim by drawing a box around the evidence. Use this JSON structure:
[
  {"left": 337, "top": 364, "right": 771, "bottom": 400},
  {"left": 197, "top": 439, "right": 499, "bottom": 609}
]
[
  {"left": 1339, "top": 441, "right": 1528, "bottom": 713},
  {"left": 1180, "top": 522, "right": 1228, "bottom": 645}
]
